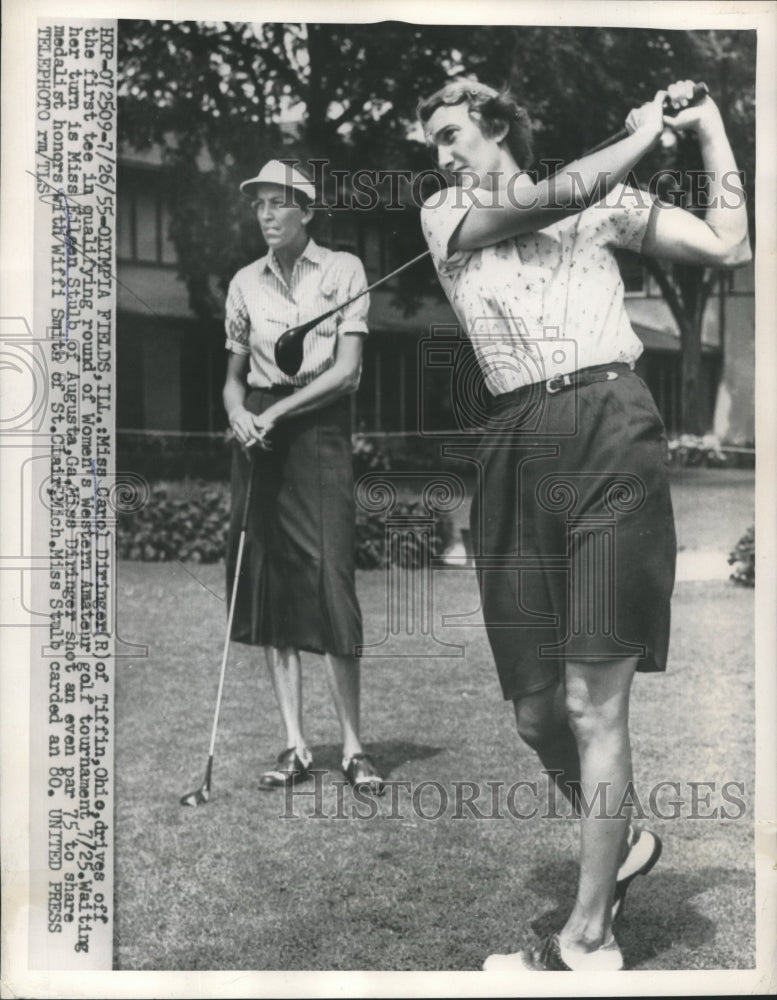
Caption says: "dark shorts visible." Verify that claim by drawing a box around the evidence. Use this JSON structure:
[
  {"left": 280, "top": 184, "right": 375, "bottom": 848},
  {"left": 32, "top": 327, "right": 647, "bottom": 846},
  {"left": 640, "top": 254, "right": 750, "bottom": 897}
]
[
  {"left": 226, "top": 388, "right": 362, "bottom": 657},
  {"left": 471, "top": 364, "right": 676, "bottom": 701}
]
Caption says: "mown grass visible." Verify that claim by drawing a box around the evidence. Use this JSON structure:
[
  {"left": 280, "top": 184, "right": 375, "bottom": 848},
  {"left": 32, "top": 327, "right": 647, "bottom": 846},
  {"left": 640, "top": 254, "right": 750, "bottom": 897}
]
[{"left": 115, "top": 559, "right": 755, "bottom": 972}]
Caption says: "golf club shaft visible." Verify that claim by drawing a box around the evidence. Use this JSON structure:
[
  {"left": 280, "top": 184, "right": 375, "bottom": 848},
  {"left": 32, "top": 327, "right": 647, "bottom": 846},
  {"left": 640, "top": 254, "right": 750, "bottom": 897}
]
[
  {"left": 314, "top": 247, "right": 432, "bottom": 325},
  {"left": 582, "top": 127, "right": 630, "bottom": 157},
  {"left": 206, "top": 448, "right": 256, "bottom": 760}
]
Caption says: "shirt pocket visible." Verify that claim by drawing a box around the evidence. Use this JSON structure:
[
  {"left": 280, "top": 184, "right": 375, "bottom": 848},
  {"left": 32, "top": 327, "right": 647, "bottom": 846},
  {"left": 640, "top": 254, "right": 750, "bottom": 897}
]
[{"left": 255, "top": 313, "right": 288, "bottom": 347}]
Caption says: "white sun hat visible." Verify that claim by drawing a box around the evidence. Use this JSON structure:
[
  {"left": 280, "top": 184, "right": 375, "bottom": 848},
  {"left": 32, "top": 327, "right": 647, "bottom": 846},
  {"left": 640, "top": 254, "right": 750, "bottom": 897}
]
[{"left": 239, "top": 159, "right": 316, "bottom": 203}]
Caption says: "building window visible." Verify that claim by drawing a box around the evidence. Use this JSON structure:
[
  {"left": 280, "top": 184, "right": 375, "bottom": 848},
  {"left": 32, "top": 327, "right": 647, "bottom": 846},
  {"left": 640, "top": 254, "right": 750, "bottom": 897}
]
[{"left": 117, "top": 169, "right": 178, "bottom": 266}]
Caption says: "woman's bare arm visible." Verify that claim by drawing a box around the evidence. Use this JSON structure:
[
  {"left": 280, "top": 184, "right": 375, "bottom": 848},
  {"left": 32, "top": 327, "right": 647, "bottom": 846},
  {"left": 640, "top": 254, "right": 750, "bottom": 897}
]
[
  {"left": 452, "top": 92, "right": 667, "bottom": 251},
  {"left": 249, "top": 333, "right": 364, "bottom": 449},
  {"left": 640, "top": 90, "right": 751, "bottom": 267}
]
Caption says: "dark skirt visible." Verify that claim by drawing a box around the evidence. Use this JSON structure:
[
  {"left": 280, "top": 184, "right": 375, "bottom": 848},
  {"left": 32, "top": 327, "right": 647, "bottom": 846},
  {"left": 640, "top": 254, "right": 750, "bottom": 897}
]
[
  {"left": 471, "top": 365, "right": 677, "bottom": 701},
  {"left": 226, "top": 388, "right": 362, "bottom": 656}
]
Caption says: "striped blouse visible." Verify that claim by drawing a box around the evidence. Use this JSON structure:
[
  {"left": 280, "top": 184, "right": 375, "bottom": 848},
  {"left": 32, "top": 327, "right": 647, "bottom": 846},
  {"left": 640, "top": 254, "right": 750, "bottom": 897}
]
[{"left": 225, "top": 239, "right": 370, "bottom": 387}]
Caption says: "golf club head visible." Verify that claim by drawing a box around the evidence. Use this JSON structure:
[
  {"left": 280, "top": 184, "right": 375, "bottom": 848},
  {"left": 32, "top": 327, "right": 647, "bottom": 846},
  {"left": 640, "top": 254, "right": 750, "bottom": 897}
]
[
  {"left": 180, "top": 783, "right": 210, "bottom": 807},
  {"left": 181, "top": 757, "right": 213, "bottom": 806},
  {"left": 274, "top": 318, "right": 320, "bottom": 376}
]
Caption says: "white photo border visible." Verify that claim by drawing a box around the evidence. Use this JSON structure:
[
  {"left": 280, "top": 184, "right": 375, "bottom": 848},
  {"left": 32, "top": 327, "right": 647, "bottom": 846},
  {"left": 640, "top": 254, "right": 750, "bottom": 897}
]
[{"left": 2, "top": 1, "right": 775, "bottom": 996}]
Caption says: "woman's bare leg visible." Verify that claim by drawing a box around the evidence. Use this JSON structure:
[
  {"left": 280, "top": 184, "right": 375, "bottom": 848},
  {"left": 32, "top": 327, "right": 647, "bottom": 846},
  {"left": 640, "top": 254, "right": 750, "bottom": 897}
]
[
  {"left": 513, "top": 681, "right": 580, "bottom": 804},
  {"left": 264, "top": 645, "right": 306, "bottom": 750},
  {"left": 324, "top": 653, "right": 362, "bottom": 761},
  {"left": 559, "top": 656, "right": 637, "bottom": 952}
]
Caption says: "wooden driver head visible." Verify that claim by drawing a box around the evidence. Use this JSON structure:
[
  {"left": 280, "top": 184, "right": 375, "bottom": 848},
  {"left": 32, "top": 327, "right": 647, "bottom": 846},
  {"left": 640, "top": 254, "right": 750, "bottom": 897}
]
[{"left": 274, "top": 316, "right": 324, "bottom": 376}]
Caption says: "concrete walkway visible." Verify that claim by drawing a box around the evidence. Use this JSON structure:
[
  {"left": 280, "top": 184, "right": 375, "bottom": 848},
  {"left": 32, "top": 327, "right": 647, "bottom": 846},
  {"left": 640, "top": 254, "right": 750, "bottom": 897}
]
[
  {"left": 443, "top": 542, "right": 738, "bottom": 582},
  {"left": 675, "top": 548, "right": 735, "bottom": 581}
]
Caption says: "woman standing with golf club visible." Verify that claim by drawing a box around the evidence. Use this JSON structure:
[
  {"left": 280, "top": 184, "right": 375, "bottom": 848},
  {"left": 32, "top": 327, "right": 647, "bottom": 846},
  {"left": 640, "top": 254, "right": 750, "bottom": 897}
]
[
  {"left": 222, "top": 159, "right": 384, "bottom": 795},
  {"left": 418, "top": 79, "right": 750, "bottom": 970}
]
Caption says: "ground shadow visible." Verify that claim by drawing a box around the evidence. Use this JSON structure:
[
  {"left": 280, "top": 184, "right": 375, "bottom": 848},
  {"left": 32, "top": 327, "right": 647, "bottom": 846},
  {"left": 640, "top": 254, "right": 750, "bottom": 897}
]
[
  {"left": 524, "top": 859, "right": 752, "bottom": 968},
  {"left": 308, "top": 739, "right": 445, "bottom": 778}
]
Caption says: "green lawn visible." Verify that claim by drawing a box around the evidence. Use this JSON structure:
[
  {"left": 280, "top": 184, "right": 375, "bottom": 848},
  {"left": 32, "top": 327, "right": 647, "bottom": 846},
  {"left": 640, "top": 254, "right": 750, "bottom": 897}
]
[{"left": 115, "top": 556, "right": 754, "bottom": 971}]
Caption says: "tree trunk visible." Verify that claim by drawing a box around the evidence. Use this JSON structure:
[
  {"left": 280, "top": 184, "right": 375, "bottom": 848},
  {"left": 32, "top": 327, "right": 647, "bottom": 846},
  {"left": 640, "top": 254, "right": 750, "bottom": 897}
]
[
  {"left": 305, "top": 25, "right": 333, "bottom": 154},
  {"left": 644, "top": 258, "right": 711, "bottom": 435},
  {"left": 679, "top": 317, "right": 704, "bottom": 435}
]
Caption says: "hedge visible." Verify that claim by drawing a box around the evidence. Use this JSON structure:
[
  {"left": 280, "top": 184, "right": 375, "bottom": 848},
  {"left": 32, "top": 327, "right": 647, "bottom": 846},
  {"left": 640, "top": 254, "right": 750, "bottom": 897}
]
[
  {"left": 117, "top": 480, "right": 454, "bottom": 569},
  {"left": 728, "top": 525, "right": 755, "bottom": 587}
]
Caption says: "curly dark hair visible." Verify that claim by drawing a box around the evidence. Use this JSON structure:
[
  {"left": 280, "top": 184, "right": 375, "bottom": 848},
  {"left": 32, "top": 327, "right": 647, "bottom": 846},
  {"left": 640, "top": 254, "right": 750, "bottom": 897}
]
[{"left": 417, "top": 79, "right": 533, "bottom": 169}]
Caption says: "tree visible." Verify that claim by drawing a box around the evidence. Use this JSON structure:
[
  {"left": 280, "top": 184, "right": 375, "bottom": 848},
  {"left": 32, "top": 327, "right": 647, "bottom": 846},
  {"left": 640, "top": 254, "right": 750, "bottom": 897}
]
[
  {"left": 638, "top": 31, "right": 755, "bottom": 434},
  {"left": 118, "top": 21, "right": 755, "bottom": 431}
]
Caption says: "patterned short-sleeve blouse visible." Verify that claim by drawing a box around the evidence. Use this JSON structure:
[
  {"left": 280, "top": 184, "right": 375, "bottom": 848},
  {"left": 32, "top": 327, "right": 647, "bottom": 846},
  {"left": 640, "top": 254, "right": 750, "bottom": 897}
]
[{"left": 420, "top": 182, "right": 655, "bottom": 395}]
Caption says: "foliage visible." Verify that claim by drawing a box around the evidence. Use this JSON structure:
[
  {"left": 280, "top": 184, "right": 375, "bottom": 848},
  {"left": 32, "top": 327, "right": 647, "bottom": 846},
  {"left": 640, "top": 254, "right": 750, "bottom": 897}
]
[
  {"left": 667, "top": 433, "right": 728, "bottom": 467},
  {"left": 355, "top": 501, "right": 455, "bottom": 570},
  {"left": 351, "top": 432, "right": 392, "bottom": 478},
  {"left": 117, "top": 477, "right": 454, "bottom": 568},
  {"left": 117, "top": 485, "right": 230, "bottom": 563},
  {"left": 728, "top": 525, "right": 755, "bottom": 587}
]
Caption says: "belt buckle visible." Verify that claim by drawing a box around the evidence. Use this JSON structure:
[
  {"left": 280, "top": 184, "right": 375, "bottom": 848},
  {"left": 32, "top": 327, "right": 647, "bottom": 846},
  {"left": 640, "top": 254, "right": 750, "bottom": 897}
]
[{"left": 546, "top": 373, "right": 571, "bottom": 395}]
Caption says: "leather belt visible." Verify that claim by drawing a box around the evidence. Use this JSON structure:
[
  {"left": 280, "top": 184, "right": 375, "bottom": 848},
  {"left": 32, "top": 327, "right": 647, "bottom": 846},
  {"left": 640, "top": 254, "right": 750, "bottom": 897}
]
[
  {"left": 488, "top": 363, "right": 633, "bottom": 416},
  {"left": 546, "top": 367, "right": 621, "bottom": 395}
]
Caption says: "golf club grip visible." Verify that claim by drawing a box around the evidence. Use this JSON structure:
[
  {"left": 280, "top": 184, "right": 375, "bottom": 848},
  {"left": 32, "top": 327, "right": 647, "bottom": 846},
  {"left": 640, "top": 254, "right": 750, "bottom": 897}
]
[
  {"left": 663, "top": 81, "right": 709, "bottom": 116},
  {"left": 582, "top": 82, "right": 710, "bottom": 157}
]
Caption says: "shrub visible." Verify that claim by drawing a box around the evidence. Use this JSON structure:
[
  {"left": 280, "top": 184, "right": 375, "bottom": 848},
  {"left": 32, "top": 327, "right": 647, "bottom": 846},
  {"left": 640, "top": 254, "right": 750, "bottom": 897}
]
[
  {"left": 667, "top": 433, "right": 728, "bottom": 467},
  {"left": 351, "top": 432, "right": 391, "bottom": 478},
  {"left": 728, "top": 525, "right": 755, "bottom": 587},
  {"left": 117, "top": 485, "right": 230, "bottom": 563},
  {"left": 118, "top": 480, "right": 455, "bottom": 569},
  {"left": 355, "top": 501, "right": 454, "bottom": 569}
]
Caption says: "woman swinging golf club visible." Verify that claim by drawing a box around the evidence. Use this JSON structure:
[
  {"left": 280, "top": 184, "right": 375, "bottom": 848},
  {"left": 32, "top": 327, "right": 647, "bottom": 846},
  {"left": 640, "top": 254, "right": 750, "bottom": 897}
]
[
  {"left": 417, "top": 78, "right": 750, "bottom": 971},
  {"left": 222, "top": 159, "right": 384, "bottom": 795}
]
